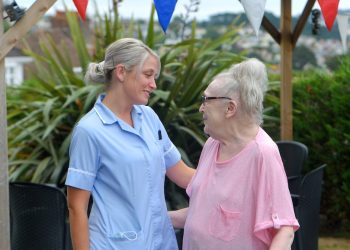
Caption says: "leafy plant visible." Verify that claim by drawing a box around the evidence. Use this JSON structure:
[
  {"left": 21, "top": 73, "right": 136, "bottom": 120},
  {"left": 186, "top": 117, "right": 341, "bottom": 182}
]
[
  {"left": 7, "top": 10, "right": 109, "bottom": 185},
  {"left": 264, "top": 57, "right": 350, "bottom": 231}
]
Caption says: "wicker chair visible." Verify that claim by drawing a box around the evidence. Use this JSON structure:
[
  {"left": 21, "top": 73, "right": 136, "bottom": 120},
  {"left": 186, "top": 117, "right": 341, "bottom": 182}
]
[{"left": 10, "top": 182, "right": 71, "bottom": 250}]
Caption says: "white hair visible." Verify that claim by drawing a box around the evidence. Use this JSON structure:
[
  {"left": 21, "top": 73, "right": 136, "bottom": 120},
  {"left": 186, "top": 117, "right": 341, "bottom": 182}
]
[
  {"left": 215, "top": 58, "right": 268, "bottom": 125},
  {"left": 85, "top": 38, "right": 160, "bottom": 86}
]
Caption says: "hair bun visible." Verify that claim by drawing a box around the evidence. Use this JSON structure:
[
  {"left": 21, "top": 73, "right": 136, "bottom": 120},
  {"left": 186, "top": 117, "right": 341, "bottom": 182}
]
[{"left": 85, "top": 61, "right": 107, "bottom": 84}]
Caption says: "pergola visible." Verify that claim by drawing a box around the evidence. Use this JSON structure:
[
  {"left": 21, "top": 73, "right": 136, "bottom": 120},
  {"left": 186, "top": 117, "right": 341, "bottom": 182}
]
[{"left": 0, "top": 0, "right": 328, "bottom": 248}]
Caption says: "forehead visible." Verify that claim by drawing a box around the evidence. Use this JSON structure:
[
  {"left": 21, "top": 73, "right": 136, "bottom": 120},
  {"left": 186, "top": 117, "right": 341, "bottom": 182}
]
[
  {"left": 204, "top": 79, "right": 222, "bottom": 95},
  {"left": 141, "top": 55, "right": 159, "bottom": 71}
]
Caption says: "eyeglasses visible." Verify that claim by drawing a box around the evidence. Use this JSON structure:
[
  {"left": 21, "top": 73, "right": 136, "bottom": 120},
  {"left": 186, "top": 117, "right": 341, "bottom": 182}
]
[{"left": 201, "top": 95, "right": 232, "bottom": 104}]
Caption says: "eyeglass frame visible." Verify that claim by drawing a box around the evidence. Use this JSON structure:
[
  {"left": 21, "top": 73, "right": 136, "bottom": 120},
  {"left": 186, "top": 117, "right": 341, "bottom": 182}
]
[{"left": 201, "top": 95, "right": 232, "bottom": 104}]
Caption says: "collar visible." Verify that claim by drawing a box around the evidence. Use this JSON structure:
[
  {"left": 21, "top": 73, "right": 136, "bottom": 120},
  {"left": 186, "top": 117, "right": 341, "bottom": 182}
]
[{"left": 93, "top": 94, "right": 143, "bottom": 127}]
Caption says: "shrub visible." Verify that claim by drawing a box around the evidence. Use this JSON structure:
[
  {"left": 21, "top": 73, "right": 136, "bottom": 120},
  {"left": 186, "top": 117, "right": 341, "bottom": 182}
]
[{"left": 264, "top": 58, "right": 350, "bottom": 231}]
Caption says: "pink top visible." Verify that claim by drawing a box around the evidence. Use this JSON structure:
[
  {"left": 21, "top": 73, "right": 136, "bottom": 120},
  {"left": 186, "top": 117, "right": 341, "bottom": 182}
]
[{"left": 183, "top": 127, "right": 299, "bottom": 250}]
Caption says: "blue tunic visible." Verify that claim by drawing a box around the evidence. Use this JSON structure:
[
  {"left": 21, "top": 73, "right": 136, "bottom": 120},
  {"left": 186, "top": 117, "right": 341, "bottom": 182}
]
[{"left": 65, "top": 94, "right": 180, "bottom": 250}]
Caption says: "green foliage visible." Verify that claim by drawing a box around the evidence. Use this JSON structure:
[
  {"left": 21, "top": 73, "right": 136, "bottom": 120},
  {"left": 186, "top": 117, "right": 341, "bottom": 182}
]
[
  {"left": 7, "top": 38, "right": 102, "bottom": 184},
  {"left": 265, "top": 57, "right": 350, "bottom": 231},
  {"left": 7, "top": 9, "right": 109, "bottom": 185},
  {"left": 325, "top": 53, "right": 350, "bottom": 72},
  {"left": 293, "top": 45, "right": 317, "bottom": 70}
]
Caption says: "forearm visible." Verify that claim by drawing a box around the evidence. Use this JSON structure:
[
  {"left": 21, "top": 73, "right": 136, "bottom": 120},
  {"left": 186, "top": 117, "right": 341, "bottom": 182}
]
[
  {"left": 168, "top": 207, "right": 189, "bottom": 229},
  {"left": 269, "top": 226, "right": 294, "bottom": 250},
  {"left": 67, "top": 187, "right": 91, "bottom": 250},
  {"left": 178, "top": 166, "right": 195, "bottom": 188},
  {"left": 69, "top": 209, "right": 90, "bottom": 250},
  {"left": 166, "top": 160, "right": 195, "bottom": 189}
]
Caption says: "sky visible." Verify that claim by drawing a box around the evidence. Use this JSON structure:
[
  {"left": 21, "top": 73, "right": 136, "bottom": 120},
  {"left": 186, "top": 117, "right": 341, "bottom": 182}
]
[{"left": 15, "top": 0, "right": 350, "bottom": 21}]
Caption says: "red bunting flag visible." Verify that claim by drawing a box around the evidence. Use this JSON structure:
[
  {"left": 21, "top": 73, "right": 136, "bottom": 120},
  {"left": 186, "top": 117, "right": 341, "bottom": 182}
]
[
  {"left": 73, "top": 0, "right": 89, "bottom": 20},
  {"left": 318, "top": 0, "right": 339, "bottom": 31}
]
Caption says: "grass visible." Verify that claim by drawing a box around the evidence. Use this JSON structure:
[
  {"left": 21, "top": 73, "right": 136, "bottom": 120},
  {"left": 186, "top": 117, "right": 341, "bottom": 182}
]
[{"left": 319, "top": 237, "right": 350, "bottom": 250}]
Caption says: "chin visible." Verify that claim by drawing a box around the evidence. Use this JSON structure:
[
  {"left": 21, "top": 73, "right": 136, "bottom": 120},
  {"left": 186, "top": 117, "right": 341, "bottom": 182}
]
[
  {"left": 203, "top": 126, "right": 209, "bottom": 135},
  {"left": 136, "top": 98, "right": 149, "bottom": 105}
]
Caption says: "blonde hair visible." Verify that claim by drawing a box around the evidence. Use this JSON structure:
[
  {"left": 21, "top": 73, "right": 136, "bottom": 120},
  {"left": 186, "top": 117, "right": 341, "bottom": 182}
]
[{"left": 85, "top": 38, "right": 160, "bottom": 86}]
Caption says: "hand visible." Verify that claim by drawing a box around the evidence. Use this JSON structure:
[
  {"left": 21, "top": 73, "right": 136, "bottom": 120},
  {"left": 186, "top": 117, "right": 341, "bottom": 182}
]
[{"left": 168, "top": 208, "right": 189, "bottom": 229}]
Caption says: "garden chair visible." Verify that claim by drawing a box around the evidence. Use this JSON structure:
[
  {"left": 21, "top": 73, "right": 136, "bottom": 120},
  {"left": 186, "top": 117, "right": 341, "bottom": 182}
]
[
  {"left": 291, "top": 164, "right": 326, "bottom": 250},
  {"left": 9, "top": 182, "right": 71, "bottom": 250},
  {"left": 276, "top": 140, "right": 308, "bottom": 194}
]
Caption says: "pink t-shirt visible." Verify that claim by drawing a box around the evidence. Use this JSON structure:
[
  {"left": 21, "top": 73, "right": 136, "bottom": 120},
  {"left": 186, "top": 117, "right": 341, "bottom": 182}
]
[{"left": 183, "top": 127, "right": 299, "bottom": 250}]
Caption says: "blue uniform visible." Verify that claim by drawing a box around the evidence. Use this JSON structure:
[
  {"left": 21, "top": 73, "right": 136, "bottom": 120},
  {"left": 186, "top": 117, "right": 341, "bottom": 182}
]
[{"left": 65, "top": 94, "right": 181, "bottom": 250}]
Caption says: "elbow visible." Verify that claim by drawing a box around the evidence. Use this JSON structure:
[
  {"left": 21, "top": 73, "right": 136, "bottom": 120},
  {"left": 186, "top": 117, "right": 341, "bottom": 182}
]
[{"left": 288, "top": 231, "right": 294, "bottom": 245}]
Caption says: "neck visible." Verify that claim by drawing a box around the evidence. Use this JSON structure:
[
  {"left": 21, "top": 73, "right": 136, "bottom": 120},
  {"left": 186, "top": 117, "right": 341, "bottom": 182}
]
[
  {"left": 102, "top": 89, "right": 134, "bottom": 126},
  {"left": 218, "top": 119, "right": 259, "bottom": 144},
  {"left": 216, "top": 120, "right": 259, "bottom": 161}
]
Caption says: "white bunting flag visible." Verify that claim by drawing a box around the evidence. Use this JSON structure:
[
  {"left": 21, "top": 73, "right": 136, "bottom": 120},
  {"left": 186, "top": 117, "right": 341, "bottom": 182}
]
[
  {"left": 337, "top": 14, "right": 349, "bottom": 52},
  {"left": 240, "top": 0, "right": 267, "bottom": 36}
]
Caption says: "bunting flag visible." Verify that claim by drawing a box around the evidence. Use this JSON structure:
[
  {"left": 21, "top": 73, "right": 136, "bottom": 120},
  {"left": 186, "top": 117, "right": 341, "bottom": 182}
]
[
  {"left": 337, "top": 14, "right": 349, "bottom": 52},
  {"left": 240, "top": 0, "right": 267, "bottom": 36},
  {"left": 154, "top": 0, "right": 177, "bottom": 33},
  {"left": 318, "top": 0, "right": 339, "bottom": 31},
  {"left": 73, "top": 0, "right": 89, "bottom": 20}
]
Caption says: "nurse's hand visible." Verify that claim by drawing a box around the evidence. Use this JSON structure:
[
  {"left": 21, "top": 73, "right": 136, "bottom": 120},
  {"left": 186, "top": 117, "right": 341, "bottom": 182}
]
[{"left": 168, "top": 208, "right": 189, "bottom": 229}]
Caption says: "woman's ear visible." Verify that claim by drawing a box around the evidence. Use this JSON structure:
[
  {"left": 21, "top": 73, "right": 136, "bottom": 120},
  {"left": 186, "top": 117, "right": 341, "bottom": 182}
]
[
  {"left": 114, "top": 64, "right": 126, "bottom": 82},
  {"left": 225, "top": 100, "right": 237, "bottom": 118}
]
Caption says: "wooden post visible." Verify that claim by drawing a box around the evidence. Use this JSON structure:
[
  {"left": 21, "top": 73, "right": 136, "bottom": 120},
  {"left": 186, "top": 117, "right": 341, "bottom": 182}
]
[
  {"left": 280, "top": 0, "right": 293, "bottom": 140},
  {"left": 0, "top": 1, "right": 57, "bottom": 248},
  {"left": 0, "top": 1, "right": 10, "bottom": 248}
]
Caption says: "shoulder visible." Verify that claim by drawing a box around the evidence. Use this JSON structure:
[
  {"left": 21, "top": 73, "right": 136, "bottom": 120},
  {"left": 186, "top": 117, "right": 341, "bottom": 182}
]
[
  {"left": 205, "top": 137, "right": 217, "bottom": 147},
  {"left": 201, "top": 137, "right": 218, "bottom": 155},
  {"left": 73, "top": 109, "right": 100, "bottom": 136},
  {"left": 253, "top": 128, "right": 284, "bottom": 173},
  {"left": 254, "top": 128, "right": 279, "bottom": 157}
]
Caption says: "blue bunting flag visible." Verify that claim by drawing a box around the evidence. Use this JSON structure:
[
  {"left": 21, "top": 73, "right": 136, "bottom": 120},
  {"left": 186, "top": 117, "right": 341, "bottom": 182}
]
[{"left": 154, "top": 0, "right": 178, "bottom": 33}]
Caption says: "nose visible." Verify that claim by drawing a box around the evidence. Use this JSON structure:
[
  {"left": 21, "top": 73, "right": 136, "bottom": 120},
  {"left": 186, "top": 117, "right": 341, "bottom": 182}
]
[
  {"left": 150, "top": 78, "right": 157, "bottom": 90},
  {"left": 199, "top": 103, "right": 204, "bottom": 112}
]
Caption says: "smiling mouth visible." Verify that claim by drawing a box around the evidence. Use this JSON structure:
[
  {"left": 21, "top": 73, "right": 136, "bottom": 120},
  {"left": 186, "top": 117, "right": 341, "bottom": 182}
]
[{"left": 144, "top": 90, "right": 152, "bottom": 96}]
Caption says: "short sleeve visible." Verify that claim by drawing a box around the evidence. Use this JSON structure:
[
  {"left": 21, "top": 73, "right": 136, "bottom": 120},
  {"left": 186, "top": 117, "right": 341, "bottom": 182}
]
[
  {"left": 146, "top": 107, "right": 181, "bottom": 169},
  {"left": 65, "top": 126, "right": 100, "bottom": 191},
  {"left": 254, "top": 146, "right": 300, "bottom": 246}
]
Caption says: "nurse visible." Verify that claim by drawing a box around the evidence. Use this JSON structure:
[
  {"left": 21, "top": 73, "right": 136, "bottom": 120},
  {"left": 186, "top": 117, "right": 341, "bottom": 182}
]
[{"left": 65, "top": 38, "right": 194, "bottom": 250}]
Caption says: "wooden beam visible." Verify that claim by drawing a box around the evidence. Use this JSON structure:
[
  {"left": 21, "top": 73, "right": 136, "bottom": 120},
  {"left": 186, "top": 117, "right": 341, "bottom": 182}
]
[
  {"left": 0, "top": 1, "right": 57, "bottom": 248},
  {"left": 280, "top": 0, "right": 293, "bottom": 139},
  {"left": 292, "top": 0, "right": 317, "bottom": 48},
  {"left": 0, "top": 1, "right": 10, "bottom": 249},
  {"left": 261, "top": 15, "right": 281, "bottom": 44},
  {"left": 0, "top": 0, "right": 57, "bottom": 61}
]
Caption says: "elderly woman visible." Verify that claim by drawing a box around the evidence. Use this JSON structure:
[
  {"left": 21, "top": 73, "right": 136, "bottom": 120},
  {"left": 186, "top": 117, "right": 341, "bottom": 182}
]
[{"left": 169, "top": 58, "right": 299, "bottom": 250}]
